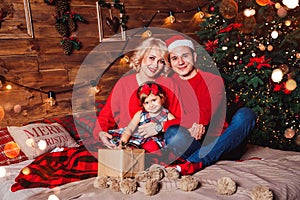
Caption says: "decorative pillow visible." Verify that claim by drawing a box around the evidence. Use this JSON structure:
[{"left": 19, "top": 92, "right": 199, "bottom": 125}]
[
  {"left": 7, "top": 123, "right": 79, "bottom": 159},
  {"left": 35, "top": 115, "right": 81, "bottom": 144},
  {"left": 0, "top": 128, "right": 28, "bottom": 166}
]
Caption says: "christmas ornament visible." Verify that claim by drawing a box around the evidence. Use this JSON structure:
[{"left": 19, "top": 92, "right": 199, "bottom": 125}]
[
  {"left": 235, "top": 12, "right": 256, "bottom": 34},
  {"left": 219, "top": 0, "right": 238, "bottom": 19},
  {"left": 4, "top": 141, "right": 20, "bottom": 158},
  {"left": 285, "top": 79, "right": 297, "bottom": 91},
  {"left": 0, "top": 105, "right": 4, "bottom": 121},
  {"left": 279, "top": 64, "right": 289, "bottom": 74},
  {"left": 296, "top": 53, "right": 300, "bottom": 59},
  {"left": 258, "top": 44, "right": 266, "bottom": 51},
  {"left": 247, "top": 55, "right": 271, "bottom": 69},
  {"left": 277, "top": 7, "right": 287, "bottom": 18},
  {"left": 284, "top": 128, "right": 295, "bottom": 138},
  {"left": 267, "top": 45, "right": 273, "bottom": 51},
  {"left": 255, "top": 0, "right": 272, "bottom": 6}
]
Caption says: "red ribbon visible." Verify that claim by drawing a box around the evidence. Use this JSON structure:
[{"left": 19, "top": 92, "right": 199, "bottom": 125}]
[
  {"left": 218, "top": 23, "right": 242, "bottom": 34},
  {"left": 273, "top": 82, "right": 291, "bottom": 94},
  {"left": 247, "top": 55, "right": 271, "bottom": 70},
  {"left": 140, "top": 83, "right": 159, "bottom": 96}
]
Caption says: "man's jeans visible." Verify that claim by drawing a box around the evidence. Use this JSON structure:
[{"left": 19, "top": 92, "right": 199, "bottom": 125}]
[{"left": 164, "top": 107, "right": 256, "bottom": 168}]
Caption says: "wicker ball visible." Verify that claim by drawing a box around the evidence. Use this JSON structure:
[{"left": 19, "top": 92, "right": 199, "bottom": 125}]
[
  {"left": 120, "top": 178, "right": 137, "bottom": 194},
  {"left": 217, "top": 177, "right": 237, "bottom": 195},
  {"left": 178, "top": 175, "right": 199, "bottom": 192},
  {"left": 251, "top": 185, "right": 273, "bottom": 200}
]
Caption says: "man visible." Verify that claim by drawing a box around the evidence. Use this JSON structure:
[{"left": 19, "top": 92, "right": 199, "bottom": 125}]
[{"left": 162, "top": 35, "right": 256, "bottom": 175}]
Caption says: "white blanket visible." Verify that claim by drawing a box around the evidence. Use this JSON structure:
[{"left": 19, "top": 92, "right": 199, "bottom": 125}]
[{"left": 1, "top": 145, "right": 300, "bottom": 200}]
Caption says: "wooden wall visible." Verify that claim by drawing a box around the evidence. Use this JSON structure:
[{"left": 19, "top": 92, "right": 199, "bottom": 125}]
[{"left": 0, "top": 0, "right": 207, "bottom": 127}]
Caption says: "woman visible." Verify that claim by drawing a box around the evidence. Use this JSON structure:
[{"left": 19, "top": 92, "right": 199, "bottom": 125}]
[{"left": 93, "top": 37, "right": 181, "bottom": 149}]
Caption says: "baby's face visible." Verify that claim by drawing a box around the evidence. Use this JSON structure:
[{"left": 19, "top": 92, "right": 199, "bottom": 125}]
[{"left": 143, "top": 93, "right": 163, "bottom": 114}]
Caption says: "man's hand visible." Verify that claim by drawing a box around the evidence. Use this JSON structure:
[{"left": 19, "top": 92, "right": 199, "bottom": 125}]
[
  {"left": 188, "top": 123, "right": 205, "bottom": 140},
  {"left": 138, "top": 122, "right": 158, "bottom": 138},
  {"left": 99, "top": 131, "right": 116, "bottom": 148}
]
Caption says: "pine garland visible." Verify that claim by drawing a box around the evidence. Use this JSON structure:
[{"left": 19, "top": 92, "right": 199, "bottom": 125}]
[{"left": 44, "top": 0, "right": 88, "bottom": 55}]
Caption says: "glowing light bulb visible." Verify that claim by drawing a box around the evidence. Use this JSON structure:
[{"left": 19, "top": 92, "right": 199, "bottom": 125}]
[
  {"left": 271, "top": 30, "right": 279, "bottom": 39},
  {"left": 243, "top": 9, "right": 252, "bottom": 17},
  {"left": 271, "top": 68, "right": 283, "bottom": 83},
  {"left": 6, "top": 84, "right": 12, "bottom": 90},
  {"left": 48, "top": 194, "right": 60, "bottom": 200},
  {"left": 38, "top": 140, "right": 47, "bottom": 151}
]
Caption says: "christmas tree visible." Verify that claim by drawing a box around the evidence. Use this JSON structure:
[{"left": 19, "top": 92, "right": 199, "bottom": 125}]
[{"left": 197, "top": 0, "right": 300, "bottom": 151}]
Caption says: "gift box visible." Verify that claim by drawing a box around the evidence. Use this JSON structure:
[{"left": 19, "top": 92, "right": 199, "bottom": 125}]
[{"left": 98, "top": 148, "right": 145, "bottom": 178}]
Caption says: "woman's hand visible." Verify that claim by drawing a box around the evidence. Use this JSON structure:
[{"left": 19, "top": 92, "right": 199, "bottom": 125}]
[
  {"left": 188, "top": 123, "right": 205, "bottom": 140},
  {"left": 99, "top": 131, "right": 116, "bottom": 148},
  {"left": 138, "top": 122, "right": 158, "bottom": 138}
]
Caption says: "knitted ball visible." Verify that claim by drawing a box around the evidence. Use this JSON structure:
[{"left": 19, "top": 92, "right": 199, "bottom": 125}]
[
  {"left": 93, "top": 176, "right": 108, "bottom": 189},
  {"left": 144, "top": 179, "right": 160, "bottom": 196},
  {"left": 120, "top": 178, "right": 137, "bottom": 194},
  {"left": 165, "top": 167, "right": 180, "bottom": 180},
  {"left": 149, "top": 168, "right": 164, "bottom": 181},
  {"left": 251, "top": 185, "right": 273, "bottom": 200},
  {"left": 217, "top": 177, "right": 237, "bottom": 195},
  {"left": 135, "top": 171, "right": 150, "bottom": 182},
  {"left": 109, "top": 178, "right": 120, "bottom": 192},
  {"left": 178, "top": 175, "right": 199, "bottom": 192}
]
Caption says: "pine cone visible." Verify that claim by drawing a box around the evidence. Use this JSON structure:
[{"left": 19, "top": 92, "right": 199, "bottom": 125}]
[
  {"left": 55, "top": 19, "right": 69, "bottom": 36},
  {"left": 61, "top": 39, "right": 73, "bottom": 55},
  {"left": 56, "top": 0, "right": 70, "bottom": 15},
  {"left": 67, "top": 17, "right": 77, "bottom": 32}
]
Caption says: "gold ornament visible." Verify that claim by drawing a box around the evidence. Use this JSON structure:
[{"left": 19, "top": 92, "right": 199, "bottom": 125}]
[
  {"left": 258, "top": 44, "right": 266, "bottom": 51},
  {"left": 219, "top": 0, "right": 238, "bottom": 19},
  {"left": 285, "top": 79, "right": 297, "bottom": 91},
  {"left": 235, "top": 12, "right": 256, "bottom": 34},
  {"left": 275, "top": 3, "right": 282, "bottom": 9},
  {"left": 296, "top": 53, "right": 300, "bottom": 59},
  {"left": 267, "top": 45, "right": 273, "bottom": 51}
]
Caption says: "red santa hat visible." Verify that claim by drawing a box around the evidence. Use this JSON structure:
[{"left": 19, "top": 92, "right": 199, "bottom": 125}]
[{"left": 165, "top": 35, "right": 195, "bottom": 52}]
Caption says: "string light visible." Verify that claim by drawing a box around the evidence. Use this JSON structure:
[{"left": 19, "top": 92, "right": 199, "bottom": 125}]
[
  {"left": 0, "top": 75, "right": 73, "bottom": 106},
  {"left": 164, "top": 10, "right": 175, "bottom": 24}
]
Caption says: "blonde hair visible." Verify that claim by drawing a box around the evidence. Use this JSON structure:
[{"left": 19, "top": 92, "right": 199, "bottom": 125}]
[{"left": 130, "top": 37, "right": 169, "bottom": 73}]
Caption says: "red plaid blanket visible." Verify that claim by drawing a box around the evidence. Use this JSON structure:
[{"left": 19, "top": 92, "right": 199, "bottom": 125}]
[
  {"left": 11, "top": 145, "right": 203, "bottom": 192},
  {"left": 11, "top": 146, "right": 99, "bottom": 192}
]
